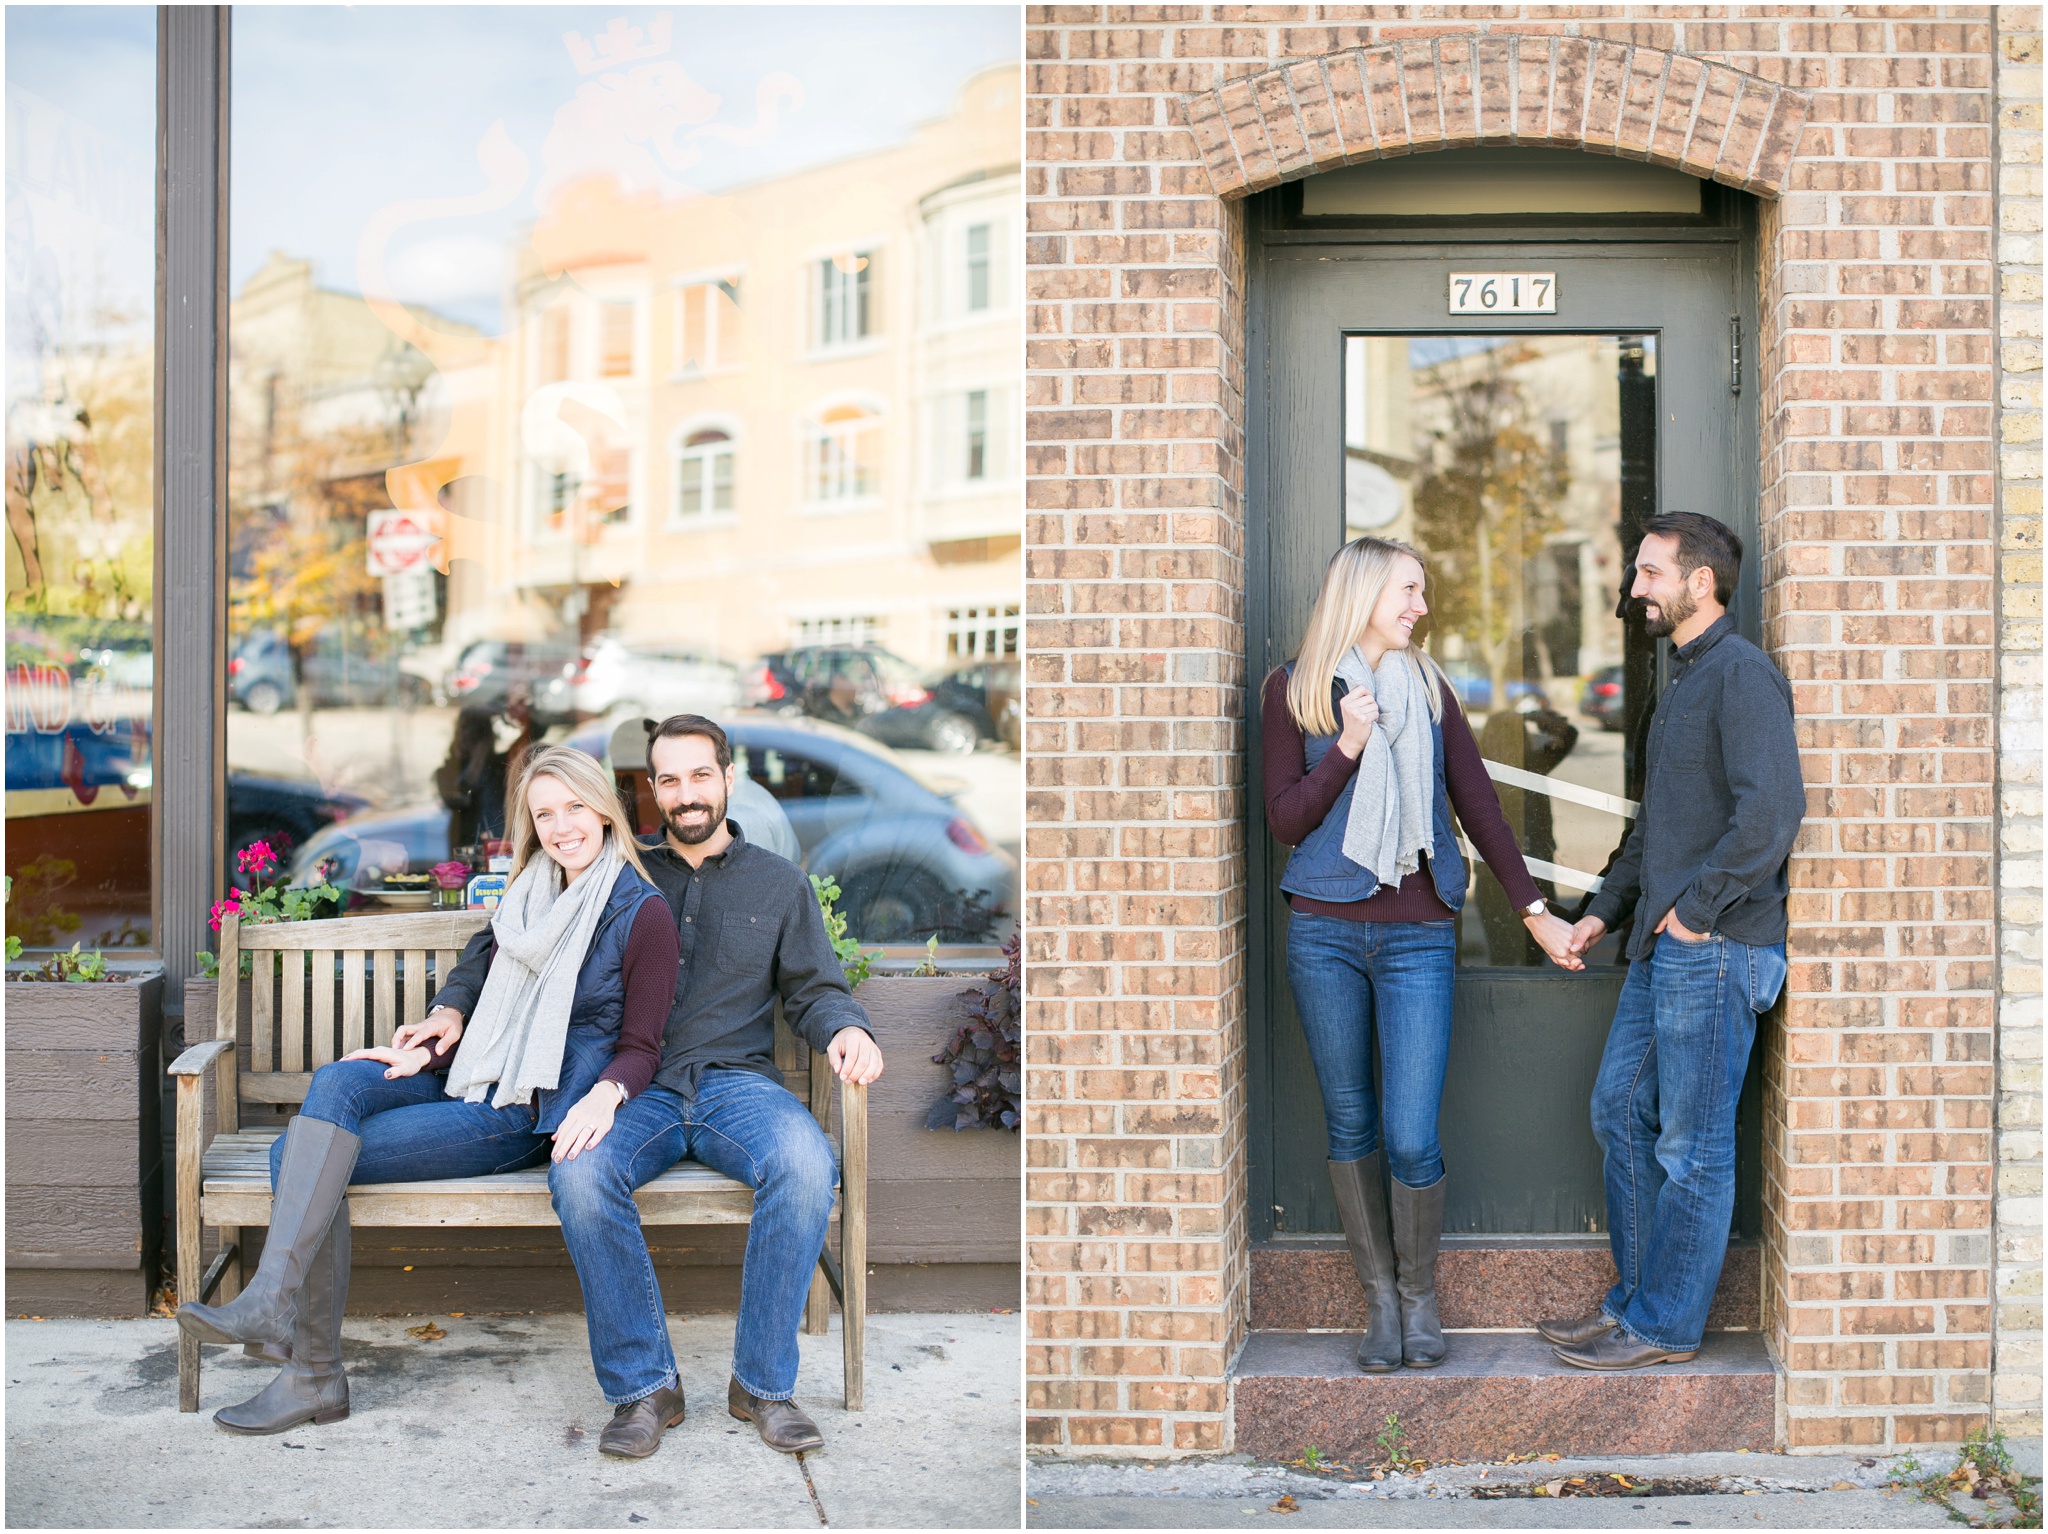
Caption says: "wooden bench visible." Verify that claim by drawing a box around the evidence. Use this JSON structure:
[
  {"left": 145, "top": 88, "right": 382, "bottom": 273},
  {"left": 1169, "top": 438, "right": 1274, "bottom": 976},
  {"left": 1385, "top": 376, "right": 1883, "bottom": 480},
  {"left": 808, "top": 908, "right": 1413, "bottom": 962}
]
[{"left": 169, "top": 908, "right": 867, "bottom": 1413}]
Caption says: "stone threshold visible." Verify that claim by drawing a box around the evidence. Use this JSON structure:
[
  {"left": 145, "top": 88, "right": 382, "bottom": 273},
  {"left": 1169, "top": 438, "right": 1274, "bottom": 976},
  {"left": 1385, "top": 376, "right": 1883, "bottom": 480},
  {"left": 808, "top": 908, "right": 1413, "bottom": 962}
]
[{"left": 1232, "top": 1329, "right": 1776, "bottom": 1463}]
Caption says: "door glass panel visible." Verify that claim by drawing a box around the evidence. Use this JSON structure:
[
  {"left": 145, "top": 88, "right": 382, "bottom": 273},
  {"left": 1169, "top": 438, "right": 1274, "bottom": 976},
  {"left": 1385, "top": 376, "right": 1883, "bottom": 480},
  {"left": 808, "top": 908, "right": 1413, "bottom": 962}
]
[{"left": 1344, "top": 333, "right": 1659, "bottom": 968}]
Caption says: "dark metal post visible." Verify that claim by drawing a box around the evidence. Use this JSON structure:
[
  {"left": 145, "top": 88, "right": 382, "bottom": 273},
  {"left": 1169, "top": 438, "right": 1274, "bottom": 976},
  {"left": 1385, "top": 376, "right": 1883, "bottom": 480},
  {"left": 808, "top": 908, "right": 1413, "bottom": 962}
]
[{"left": 154, "top": 6, "right": 229, "bottom": 996}]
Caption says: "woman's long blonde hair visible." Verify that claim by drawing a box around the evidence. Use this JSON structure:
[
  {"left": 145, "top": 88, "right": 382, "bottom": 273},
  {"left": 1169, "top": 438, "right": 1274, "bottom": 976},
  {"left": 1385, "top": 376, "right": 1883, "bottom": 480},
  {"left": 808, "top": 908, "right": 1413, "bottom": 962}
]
[
  {"left": 1285, "top": 536, "right": 1450, "bottom": 735},
  {"left": 505, "top": 744, "right": 651, "bottom": 886}
]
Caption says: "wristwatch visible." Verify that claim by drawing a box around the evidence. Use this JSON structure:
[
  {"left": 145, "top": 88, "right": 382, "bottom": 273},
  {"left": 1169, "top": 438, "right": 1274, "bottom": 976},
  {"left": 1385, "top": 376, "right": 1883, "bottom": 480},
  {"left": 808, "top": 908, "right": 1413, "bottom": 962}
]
[{"left": 1520, "top": 898, "right": 1548, "bottom": 918}]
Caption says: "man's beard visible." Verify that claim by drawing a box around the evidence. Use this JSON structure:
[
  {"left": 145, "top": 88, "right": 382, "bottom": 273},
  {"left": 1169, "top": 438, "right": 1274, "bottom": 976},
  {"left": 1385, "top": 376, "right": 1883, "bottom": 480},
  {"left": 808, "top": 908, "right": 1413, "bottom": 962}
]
[
  {"left": 663, "top": 792, "right": 727, "bottom": 846},
  {"left": 1641, "top": 582, "right": 1696, "bottom": 639}
]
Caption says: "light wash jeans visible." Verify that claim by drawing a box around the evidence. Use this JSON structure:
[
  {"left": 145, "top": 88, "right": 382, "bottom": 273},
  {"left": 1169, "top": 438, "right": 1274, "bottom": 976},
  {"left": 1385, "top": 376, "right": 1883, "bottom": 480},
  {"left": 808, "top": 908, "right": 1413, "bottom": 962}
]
[
  {"left": 1591, "top": 929, "right": 1786, "bottom": 1351},
  {"left": 549, "top": 1068, "right": 838, "bottom": 1404},
  {"left": 1284, "top": 912, "right": 1459, "bottom": 1187}
]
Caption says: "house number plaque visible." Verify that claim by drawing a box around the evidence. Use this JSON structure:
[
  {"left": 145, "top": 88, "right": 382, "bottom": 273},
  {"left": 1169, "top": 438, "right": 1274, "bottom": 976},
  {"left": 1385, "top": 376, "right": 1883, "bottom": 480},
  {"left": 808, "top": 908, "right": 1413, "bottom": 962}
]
[{"left": 1447, "top": 272, "right": 1558, "bottom": 314}]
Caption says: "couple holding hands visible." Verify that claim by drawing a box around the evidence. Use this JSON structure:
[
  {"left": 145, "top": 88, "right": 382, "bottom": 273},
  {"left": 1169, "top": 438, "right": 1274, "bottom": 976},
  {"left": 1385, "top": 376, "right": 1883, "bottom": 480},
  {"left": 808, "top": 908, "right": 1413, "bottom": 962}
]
[
  {"left": 1266, "top": 515, "right": 1802, "bottom": 1375},
  {"left": 179, "top": 715, "right": 883, "bottom": 1459}
]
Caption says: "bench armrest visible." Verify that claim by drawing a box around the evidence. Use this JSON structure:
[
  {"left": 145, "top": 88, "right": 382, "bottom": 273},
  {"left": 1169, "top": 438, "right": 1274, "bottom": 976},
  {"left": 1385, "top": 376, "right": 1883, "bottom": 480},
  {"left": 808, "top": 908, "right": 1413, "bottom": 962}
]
[{"left": 169, "top": 1038, "right": 234, "bottom": 1075}]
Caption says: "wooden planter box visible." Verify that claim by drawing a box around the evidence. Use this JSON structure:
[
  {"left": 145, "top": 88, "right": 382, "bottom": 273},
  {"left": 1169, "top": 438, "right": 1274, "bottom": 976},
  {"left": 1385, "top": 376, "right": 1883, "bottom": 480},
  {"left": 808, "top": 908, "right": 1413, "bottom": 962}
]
[
  {"left": 5, "top": 964, "right": 165, "bottom": 1316},
  {"left": 843, "top": 975, "right": 1020, "bottom": 1271}
]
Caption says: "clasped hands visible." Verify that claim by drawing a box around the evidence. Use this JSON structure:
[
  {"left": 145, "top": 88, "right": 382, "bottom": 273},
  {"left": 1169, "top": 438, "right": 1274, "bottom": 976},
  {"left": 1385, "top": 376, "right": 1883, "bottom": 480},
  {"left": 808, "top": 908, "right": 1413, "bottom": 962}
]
[{"left": 1543, "top": 907, "right": 1707, "bottom": 969}]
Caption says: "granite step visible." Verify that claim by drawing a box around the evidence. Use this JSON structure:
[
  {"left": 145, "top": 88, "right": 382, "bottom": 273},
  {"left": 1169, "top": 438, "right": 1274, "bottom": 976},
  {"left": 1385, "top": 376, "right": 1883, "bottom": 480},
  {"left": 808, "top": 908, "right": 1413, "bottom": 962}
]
[
  {"left": 1231, "top": 1329, "right": 1776, "bottom": 1464},
  {"left": 1249, "top": 1237, "right": 1760, "bottom": 1332}
]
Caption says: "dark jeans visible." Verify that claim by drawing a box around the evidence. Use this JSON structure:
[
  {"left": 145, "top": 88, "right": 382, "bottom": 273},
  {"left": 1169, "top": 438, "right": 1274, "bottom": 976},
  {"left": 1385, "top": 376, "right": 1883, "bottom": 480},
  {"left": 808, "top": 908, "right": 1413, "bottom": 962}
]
[
  {"left": 548, "top": 1067, "right": 838, "bottom": 1405},
  {"left": 1591, "top": 930, "right": 1786, "bottom": 1351},
  {"left": 1284, "top": 911, "right": 1458, "bottom": 1187},
  {"left": 278, "top": 1058, "right": 551, "bottom": 1185}
]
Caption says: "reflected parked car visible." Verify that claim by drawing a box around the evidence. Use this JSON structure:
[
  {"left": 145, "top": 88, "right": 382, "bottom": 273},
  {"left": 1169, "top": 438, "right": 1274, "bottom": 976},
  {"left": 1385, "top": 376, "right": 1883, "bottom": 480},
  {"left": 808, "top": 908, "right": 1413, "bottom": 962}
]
[
  {"left": 289, "top": 714, "right": 1014, "bottom": 945},
  {"left": 442, "top": 638, "right": 581, "bottom": 722},
  {"left": 536, "top": 636, "right": 739, "bottom": 724},
  {"left": 229, "top": 629, "right": 431, "bottom": 714},
  {"left": 1439, "top": 658, "right": 1549, "bottom": 714},
  {"left": 741, "top": 646, "right": 930, "bottom": 729},
  {"left": 858, "top": 658, "right": 1021, "bottom": 755},
  {"left": 225, "top": 773, "right": 370, "bottom": 892},
  {"left": 1579, "top": 665, "right": 1626, "bottom": 732}
]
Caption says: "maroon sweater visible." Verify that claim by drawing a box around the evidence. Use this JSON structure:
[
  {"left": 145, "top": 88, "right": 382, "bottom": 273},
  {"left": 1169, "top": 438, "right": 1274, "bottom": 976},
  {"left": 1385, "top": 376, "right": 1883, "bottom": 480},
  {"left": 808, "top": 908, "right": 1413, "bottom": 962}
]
[
  {"left": 1262, "top": 667, "right": 1544, "bottom": 922},
  {"left": 426, "top": 900, "right": 679, "bottom": 1101}
]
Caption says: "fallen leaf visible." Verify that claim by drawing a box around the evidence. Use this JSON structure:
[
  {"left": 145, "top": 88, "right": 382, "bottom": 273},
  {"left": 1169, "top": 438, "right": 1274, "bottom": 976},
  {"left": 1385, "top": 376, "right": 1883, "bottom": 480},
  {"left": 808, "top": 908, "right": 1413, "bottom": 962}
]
[
  {"left": 406, "top": 1322, "right": 446, "bottom": 1340},
  {"left": 1544, "top": 1481, "right": 1566, "bottom": 1497},
  {"left": 1830, "top": 1481, "right": 1855, "bottom": 1491},
  {"left": 1269, "top": 1495, "right": 1299, "bottom": 1514}
]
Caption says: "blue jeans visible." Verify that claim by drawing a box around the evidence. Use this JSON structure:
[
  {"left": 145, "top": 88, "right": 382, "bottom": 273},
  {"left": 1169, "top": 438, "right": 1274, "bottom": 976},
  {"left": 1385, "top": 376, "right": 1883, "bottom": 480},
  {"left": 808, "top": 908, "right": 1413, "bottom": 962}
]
[
  {"left": 277, "top": 1059, "right": 552, "bottom": 1185},
  {"left": 1591, "top": 931, "right": 1785, "bottom": 1351},
  {"left": 549, "top": 1067, "right": 838, "bottom": 1405},
  {"left": 1284, "top": 912, "right": 1458, "bottom": 1187}
]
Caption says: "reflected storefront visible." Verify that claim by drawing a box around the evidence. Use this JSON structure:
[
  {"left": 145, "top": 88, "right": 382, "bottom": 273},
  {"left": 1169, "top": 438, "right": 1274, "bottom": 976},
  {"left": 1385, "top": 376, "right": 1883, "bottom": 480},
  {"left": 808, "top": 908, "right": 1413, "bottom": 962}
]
[{"left": 8, "top": 6, "right": 1022, "bottom": 969}]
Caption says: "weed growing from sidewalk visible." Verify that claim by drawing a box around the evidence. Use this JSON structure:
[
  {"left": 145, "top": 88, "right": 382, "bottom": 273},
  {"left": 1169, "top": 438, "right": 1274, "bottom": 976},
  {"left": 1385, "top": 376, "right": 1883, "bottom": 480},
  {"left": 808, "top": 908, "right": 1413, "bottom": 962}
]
[{"left": 1888, "top": 1427, "right": 2041, "bottom": 1529}]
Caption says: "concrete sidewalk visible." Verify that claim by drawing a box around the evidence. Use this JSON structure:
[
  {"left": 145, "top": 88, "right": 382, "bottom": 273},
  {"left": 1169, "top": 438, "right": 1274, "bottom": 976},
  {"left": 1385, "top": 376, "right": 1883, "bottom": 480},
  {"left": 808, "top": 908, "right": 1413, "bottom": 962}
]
[
  {"left": 5, "top": 1310, "right": 1022, "bottom": 1529},
  {"left": 1026, "top": 1441, "right": 2044, "bottom": 1530}
]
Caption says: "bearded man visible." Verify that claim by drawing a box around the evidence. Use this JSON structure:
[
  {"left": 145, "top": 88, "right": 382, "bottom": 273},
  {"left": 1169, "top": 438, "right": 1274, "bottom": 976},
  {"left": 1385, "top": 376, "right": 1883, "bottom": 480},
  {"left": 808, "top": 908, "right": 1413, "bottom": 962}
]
[{"left": 1541, "top": 513, "right": 1804, "bottom": 1371}]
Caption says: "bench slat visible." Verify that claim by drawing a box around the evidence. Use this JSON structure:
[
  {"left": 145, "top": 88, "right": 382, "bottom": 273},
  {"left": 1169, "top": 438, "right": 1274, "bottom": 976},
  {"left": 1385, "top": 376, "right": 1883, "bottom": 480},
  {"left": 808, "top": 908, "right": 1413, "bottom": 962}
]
[
  {"left": 252, "top": 955, "right": 274, "bottom": 1073},
  {"left": 241, "top": 1072, "right": 311, "bottom": 1104},
  {"left": 373, "top": 951, "right": 397, "bottom": 1047},
  {"left": 241, "top": 911, "right": 490, "bottom": 950},
  {"left": 435, "top": 950, "right": 459, "bottom": 1000},
  {"left": 312, "top": 951, "right": 336, "bottom": 1069},
  {"left": 403, "top": 950, "right": 425, "bottom": 1033},
  {"left": 281, "top": 950, "right": 305, "bottom": 1073},
  {"left": 342, "top": 957, "right": 366, "bottom": 1058}
]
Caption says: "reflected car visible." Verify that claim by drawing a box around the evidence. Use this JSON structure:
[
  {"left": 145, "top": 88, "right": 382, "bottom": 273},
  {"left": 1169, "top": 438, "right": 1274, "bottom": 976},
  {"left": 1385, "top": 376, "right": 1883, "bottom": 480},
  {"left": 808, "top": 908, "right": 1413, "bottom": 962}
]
[
  {"left": 230, "top": 629, "right": 432, "bottom": 714},
  {"left": 740, "top": 646, "right": 930, "bottom": 730},
  {"left": 1439, "top": 659, "right": 1549, "bottom": 714},
  {"left": 857, "top": 658, "right": 1021, "bottom": 755},
  {"left": 443, "top": 638, "right": 581, "bottom": 721},
  {"left": 536, "top": 637, "right": 740, "bottom": 724},
  {"left": 226, "top": 774, "right": 370, "bottom": 892},
  {"left": 287, "top": 715, "right": 1013, "bottom": 945},
  {"left": 1579, "top": 665, "right": 1626, "bottom": 732}
]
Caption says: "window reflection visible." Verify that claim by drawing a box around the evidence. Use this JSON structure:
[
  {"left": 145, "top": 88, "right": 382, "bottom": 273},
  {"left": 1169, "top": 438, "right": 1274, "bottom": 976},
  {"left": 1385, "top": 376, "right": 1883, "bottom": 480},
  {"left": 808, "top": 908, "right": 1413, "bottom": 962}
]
[
  {"left": 225, "top": 7, "right": 1020, "bottom": 950},
  {"left": 1345, "top": 333, "right": 1660, "bottom": 968},
  {"left": 4, "top": 6, "right": 157, "bottom": 951}
]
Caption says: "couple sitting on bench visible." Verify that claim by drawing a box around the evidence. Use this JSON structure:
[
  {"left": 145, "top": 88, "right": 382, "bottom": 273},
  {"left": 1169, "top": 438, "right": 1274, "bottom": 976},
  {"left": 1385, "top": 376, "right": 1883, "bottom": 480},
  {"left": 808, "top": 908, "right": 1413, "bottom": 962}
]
[{"left": 177, "top": 714, "right": 885, "bottom": 1459}]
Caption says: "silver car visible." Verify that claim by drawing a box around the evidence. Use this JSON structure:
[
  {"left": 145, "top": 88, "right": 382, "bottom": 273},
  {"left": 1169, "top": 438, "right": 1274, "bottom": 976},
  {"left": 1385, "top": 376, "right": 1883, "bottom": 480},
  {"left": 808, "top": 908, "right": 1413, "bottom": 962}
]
[{"left": 541, "top": 637, "right": 740, "bottom": 723}]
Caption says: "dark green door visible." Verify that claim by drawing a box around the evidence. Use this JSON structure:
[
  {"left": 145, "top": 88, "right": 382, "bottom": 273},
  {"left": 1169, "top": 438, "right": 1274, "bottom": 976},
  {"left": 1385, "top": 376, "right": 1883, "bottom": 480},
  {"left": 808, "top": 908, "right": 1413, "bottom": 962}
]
[{"left": 1247, "top": 230, "right": 1763, "bottom": 1238}]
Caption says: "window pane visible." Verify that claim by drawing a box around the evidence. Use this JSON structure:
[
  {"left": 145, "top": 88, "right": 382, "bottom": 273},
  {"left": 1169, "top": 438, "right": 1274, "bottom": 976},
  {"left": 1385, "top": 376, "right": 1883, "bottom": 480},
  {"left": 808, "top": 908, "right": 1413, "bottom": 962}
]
[
  {"left": 5, "top": 7, "right": 158, "bottom": 951},
  {"left": 966, "top": 222, "right": 991, "bottom": 311},
  {"left": 1345, "top": 333, "right": 1658, "bottom": 970},
  {"left": 228, "top": 8, "right": 1019, "bottom": 950}
]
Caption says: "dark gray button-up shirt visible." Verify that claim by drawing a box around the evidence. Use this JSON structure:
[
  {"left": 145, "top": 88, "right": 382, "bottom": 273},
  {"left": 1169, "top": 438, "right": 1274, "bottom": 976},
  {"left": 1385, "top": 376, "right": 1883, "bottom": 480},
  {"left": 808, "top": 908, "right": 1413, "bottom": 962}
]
[
  {"left": 1585, "top": 615, "right": 1805, "bottom": 960},
  {"left": 433, "top": 819, "right": 870, "bottom": 1101}
]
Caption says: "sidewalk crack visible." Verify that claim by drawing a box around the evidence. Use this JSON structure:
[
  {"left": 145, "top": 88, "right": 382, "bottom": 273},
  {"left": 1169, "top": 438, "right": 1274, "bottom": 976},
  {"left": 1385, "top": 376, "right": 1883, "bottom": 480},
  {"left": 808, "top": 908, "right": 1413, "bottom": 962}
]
[{"left": 796, "top": 1450, "right": 828, "bottom": 1526}]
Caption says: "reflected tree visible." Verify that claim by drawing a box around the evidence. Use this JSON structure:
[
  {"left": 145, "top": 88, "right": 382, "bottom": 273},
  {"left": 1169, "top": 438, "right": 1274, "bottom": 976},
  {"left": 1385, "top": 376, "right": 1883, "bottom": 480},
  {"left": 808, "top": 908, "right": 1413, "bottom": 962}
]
[{"left": 1410, "top": 345, "right": 1570, "bottom": 710}]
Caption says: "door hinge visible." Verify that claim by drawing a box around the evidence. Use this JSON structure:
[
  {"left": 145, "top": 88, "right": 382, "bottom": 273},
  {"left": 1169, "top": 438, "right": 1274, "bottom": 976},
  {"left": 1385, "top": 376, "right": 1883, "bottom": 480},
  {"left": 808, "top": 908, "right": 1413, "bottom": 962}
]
[{"left": 1730, "top": 316, "right": 1743, "bottom": 397}]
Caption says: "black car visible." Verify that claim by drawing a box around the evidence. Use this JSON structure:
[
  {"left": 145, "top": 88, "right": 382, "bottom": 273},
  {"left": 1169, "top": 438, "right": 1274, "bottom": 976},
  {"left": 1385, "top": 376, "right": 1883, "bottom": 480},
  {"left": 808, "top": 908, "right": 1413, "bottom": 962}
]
[
  {"left": 224, "top": 773, "right": 370, "bottom": 891},
  {"left": 741, "top": 646, "right": 931, "bottom": 730},
  {"left": 1579, "top": 665, "right": 1626, "bottom": 732},
  {"left": 858, "top": 658, "right": 1021, "bottom": 754}
]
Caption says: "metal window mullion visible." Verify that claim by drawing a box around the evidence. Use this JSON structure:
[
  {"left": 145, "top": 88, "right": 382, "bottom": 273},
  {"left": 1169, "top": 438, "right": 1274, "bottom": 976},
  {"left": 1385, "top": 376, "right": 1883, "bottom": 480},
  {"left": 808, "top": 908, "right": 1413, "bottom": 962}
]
[{"left": 154, "top": 5, "right": 229, "bottom": 993}]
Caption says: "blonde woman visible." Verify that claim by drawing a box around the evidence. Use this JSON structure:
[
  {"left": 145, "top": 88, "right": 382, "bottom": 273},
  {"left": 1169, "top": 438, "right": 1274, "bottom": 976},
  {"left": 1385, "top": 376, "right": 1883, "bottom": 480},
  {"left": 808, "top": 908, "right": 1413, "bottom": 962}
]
[
  {"left": 1263, "top": 537, "right": 1581, "bottom": 1373},
  {"left": 178, "top": 745, "right": 677, "bottom": 1436}
]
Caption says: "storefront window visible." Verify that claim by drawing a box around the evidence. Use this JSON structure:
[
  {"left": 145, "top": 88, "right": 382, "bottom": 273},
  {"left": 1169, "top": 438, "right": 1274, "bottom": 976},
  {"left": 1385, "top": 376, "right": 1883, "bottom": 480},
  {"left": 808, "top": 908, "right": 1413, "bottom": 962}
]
[
  {"left": 5, "top": 7, "right": 158, "bottom": 951},
  {"left": 226, "top": 6, "right": 1021, "bottom": 949}
]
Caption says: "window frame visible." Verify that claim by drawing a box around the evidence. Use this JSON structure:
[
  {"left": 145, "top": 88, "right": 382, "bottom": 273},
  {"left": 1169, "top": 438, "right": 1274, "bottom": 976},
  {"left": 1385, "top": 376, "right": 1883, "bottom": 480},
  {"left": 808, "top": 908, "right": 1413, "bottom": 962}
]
[{"left": 668, "top": 414, "right": 742, "bottom": 530}]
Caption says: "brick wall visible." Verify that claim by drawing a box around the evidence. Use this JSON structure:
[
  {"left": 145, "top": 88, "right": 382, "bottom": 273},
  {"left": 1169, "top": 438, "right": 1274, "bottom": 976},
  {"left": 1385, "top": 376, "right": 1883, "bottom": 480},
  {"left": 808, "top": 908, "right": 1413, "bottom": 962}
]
[
  {"left": 1993, "top": 5, "right": 2043, "bottom": 1443},
  {"left": 1026, "top": 5, "right": 2001, "bottom": 1455}
]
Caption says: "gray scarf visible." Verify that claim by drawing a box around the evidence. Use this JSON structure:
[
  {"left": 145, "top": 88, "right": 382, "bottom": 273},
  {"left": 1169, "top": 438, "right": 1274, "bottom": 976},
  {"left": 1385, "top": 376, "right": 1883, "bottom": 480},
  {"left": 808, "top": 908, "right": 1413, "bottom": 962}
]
[
  {"left": 443, "top": 831, "right": 625, "bottom": 1109},
  {"left": 1334, "top": 646, "right": 1436, "bottom": 892}
]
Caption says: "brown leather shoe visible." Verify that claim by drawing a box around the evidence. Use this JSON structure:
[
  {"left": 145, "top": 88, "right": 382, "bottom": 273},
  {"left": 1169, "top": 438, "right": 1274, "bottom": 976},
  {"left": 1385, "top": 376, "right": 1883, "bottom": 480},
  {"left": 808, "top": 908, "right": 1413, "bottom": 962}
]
[
  {"left": 1536, "top": 1311, "right": 1618, "bottom": 1347},
  {"left": 727, "top": 1377, "right": 824, "bottom": 1453},
  {"left": 598, "top": 1382, "right": 687, "bottom": 1458},
  {"left": 1551, "top": 1330, "right": 1698, "bottom": 1370}
]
